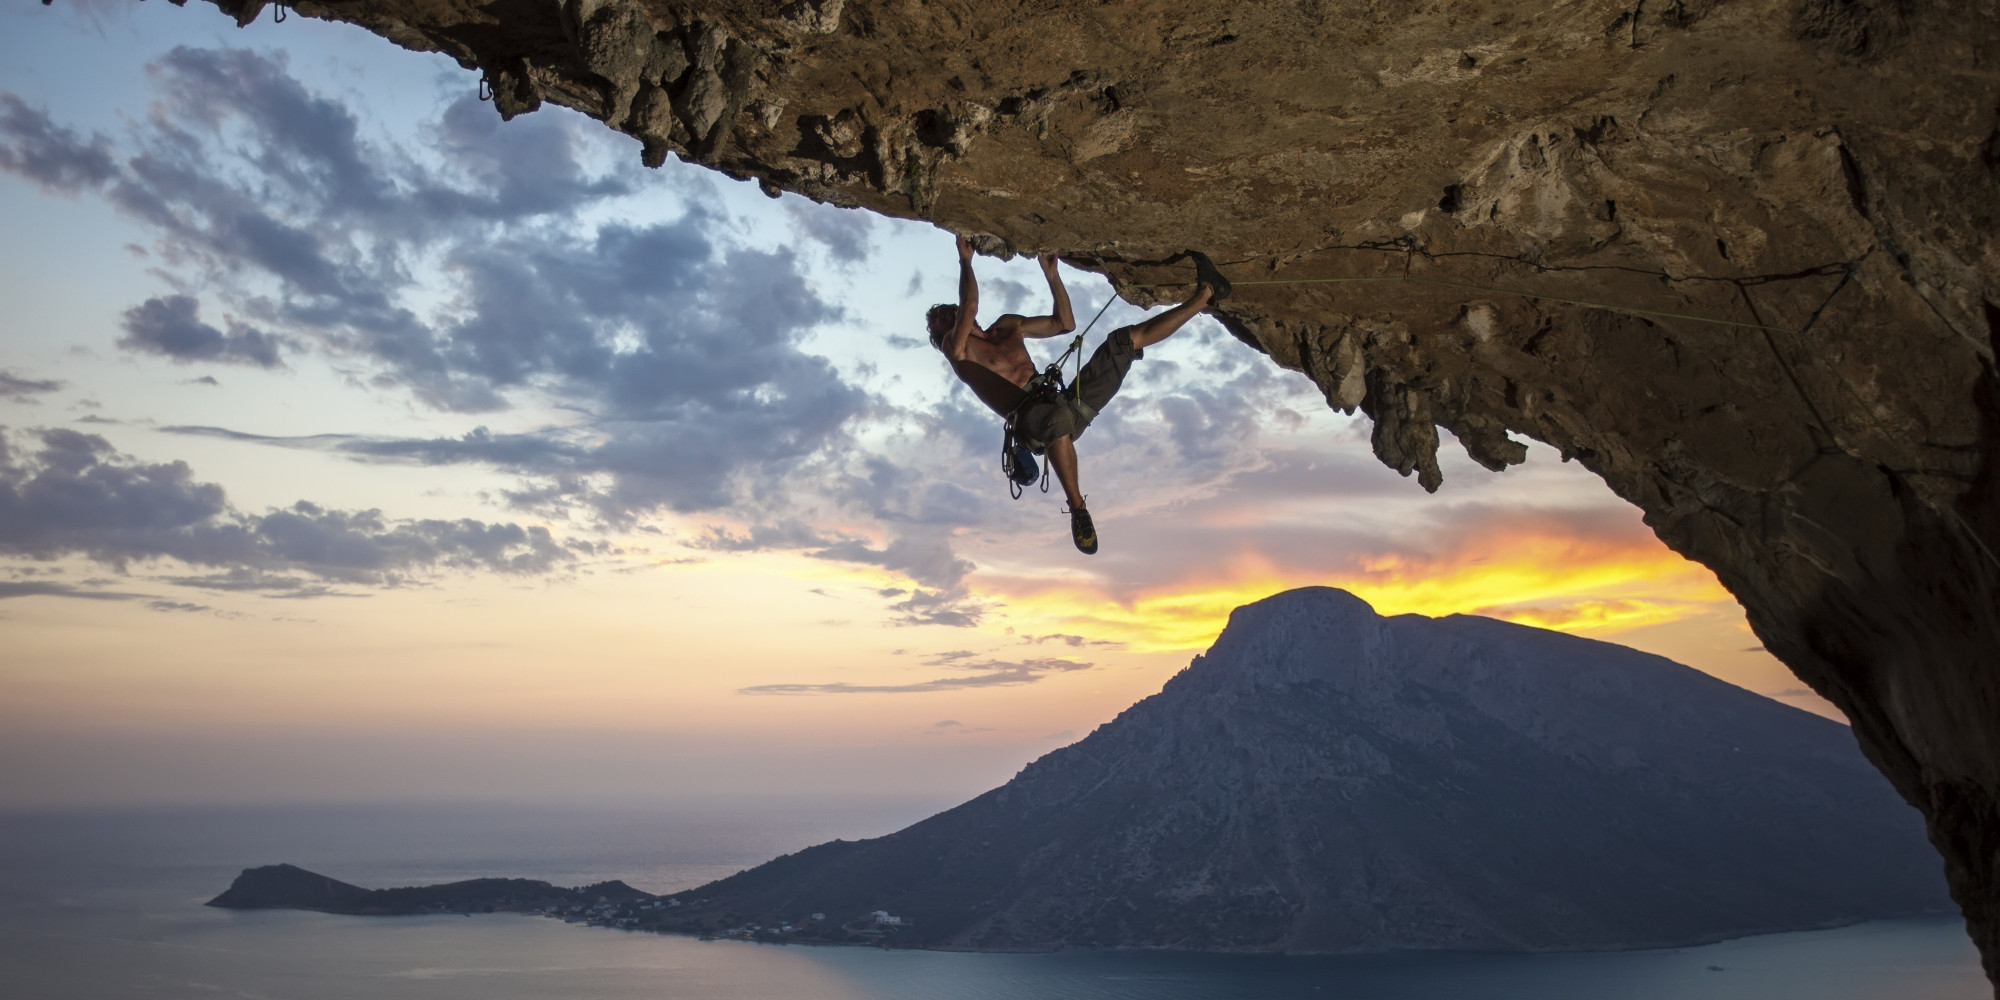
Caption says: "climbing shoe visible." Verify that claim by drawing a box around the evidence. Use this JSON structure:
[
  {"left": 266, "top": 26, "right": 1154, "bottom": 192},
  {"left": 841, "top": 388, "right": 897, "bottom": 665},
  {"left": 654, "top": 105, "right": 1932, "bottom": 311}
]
[
  {"left": 1187, "top": 250, "right": 1232, "bottom": 302},
  {"left": 1069, "top": 505, "right": 1098, "bottom": 555}
]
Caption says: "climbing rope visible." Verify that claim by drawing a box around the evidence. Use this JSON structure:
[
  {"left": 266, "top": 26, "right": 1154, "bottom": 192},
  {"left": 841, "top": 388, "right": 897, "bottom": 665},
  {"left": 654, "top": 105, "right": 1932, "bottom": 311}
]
[
  {"left": 1049, "top": 255, "right": 1118, "bottom": 403},
  {"left": 1129, "top": 272, "right": 1845, "bottom": 335},
  {"left": 1113, "top": 236, "right": 1871, "bottom": 337}
]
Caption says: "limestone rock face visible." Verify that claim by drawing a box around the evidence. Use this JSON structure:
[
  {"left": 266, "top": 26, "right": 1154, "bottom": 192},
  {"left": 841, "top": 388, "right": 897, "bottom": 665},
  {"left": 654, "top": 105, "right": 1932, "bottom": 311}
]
[{"left": 190, "top": 0, "right": 1998, "bottom": 986}]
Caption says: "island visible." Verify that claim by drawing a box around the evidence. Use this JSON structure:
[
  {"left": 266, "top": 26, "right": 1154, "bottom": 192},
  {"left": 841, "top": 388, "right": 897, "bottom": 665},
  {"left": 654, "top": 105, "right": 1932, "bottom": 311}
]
[{"left": 212, "top": 590, "right": 1952, "bottom": 953}]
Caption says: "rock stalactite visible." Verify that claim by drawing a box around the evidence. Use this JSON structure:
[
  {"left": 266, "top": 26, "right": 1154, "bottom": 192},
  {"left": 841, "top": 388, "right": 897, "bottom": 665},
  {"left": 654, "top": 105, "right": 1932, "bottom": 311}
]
[{"left": 179, "top": 0, "right": 1998, "bottom": 987}]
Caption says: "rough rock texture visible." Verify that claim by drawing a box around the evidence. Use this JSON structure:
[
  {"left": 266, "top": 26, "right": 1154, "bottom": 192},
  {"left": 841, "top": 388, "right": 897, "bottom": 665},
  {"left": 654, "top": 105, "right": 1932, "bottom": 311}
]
[
  {"left": 182, "top": 0, "right": 1998, "bottom": 985},
  {"left": 664, "top": 588, "right": 1951, "bottom": 952}
]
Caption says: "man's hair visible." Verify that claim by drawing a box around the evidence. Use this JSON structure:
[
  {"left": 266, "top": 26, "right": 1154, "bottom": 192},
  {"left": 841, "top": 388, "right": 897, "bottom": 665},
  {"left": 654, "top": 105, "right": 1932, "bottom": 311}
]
[{"left": 926, "top": 304, "right": 956, "bottom": 350}]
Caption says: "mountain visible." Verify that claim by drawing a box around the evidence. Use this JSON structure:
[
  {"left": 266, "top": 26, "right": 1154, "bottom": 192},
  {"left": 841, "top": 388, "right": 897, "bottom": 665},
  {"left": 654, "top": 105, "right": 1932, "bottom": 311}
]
[{"left": 655, "top": 588, "right": 1949, "bottom": 952}]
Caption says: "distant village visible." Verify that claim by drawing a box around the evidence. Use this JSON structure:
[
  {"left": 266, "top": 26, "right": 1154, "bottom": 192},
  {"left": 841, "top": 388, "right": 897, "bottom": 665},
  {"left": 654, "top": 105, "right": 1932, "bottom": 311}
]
[{"left": 523, "top": 892, "right": 908, "bottom": 945}]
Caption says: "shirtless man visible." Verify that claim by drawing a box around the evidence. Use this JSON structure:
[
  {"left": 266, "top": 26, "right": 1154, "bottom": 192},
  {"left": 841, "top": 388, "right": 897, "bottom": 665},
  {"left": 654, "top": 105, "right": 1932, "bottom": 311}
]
[{"left": 927, "top": 234, "right": 1230, "bottom": 554}]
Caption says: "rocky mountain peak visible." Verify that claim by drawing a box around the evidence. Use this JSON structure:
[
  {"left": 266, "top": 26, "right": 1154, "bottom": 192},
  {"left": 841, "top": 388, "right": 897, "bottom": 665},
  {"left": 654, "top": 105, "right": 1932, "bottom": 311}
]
[{"left": 653, "top": 588, "right": 1949, "bottom": 954}]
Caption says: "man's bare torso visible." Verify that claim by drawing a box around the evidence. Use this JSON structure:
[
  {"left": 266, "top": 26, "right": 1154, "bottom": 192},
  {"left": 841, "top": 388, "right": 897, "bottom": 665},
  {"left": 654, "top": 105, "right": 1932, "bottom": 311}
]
[{"left": 950, "top": 316, "right": 1040, "bottom": 417}]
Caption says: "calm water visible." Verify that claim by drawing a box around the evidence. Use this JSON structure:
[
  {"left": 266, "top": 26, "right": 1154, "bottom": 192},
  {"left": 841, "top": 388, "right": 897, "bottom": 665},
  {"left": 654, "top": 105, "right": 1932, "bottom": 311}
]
[{"left": 0, "top": 804, "right": 1986, "bottom": 1000}]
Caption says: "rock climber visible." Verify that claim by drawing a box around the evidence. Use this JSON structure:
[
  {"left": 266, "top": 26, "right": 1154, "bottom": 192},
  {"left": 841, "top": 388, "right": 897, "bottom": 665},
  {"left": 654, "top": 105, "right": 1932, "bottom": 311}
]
[{"left": 927, "top": 234, "right": 1231, "bottom": 554}]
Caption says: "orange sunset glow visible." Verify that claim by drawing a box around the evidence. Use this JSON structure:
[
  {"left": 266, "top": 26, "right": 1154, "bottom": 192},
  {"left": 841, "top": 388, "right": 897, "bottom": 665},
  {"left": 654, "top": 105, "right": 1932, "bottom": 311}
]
[{"left": 973, "top": 524, "right": 1733, "bottom": 654}]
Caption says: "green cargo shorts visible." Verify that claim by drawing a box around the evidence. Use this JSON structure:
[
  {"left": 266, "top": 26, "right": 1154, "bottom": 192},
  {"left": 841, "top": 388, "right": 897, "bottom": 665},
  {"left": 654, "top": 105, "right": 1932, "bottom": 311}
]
[{"left": 1014, "top": 325, "right": 1143, "bottom": 449}]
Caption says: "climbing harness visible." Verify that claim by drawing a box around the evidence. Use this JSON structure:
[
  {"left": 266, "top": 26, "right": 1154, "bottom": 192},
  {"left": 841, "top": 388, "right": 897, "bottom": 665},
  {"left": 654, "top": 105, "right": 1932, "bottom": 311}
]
[
  {"left": 998, "top": 258, "right": 1121, "bottom": 498},
  {"left": 1000, "top": 362, "right": 1079, "bottom": 498}
]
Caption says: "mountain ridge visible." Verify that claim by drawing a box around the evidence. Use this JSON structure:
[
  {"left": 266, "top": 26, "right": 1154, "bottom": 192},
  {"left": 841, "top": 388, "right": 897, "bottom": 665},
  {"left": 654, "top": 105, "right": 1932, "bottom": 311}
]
[{"left": 650, "top": 588, "right": 1949, "bottom": 952}]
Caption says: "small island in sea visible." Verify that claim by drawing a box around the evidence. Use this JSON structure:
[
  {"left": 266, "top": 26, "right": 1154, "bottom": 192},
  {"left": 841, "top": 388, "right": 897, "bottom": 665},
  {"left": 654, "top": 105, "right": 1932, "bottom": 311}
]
[
  {"left": 211, "top": 589, "right": 1953, "bottom": 954},
  {"left": 208, "top": 862, "right": 907, "bottom": 944}
]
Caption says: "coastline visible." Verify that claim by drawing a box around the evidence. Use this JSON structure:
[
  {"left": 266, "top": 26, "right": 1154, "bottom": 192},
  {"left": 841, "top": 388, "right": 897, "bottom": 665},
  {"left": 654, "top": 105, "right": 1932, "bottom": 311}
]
[{"left": 209, "top": 862, "right": 1960, "bottom": 958}]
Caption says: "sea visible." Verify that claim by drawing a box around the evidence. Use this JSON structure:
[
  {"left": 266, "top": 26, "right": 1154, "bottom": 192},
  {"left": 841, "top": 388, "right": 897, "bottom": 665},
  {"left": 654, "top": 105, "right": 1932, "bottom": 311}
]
[{"left": 0, "top": 802, "right": 1986, "bottom": 1000}]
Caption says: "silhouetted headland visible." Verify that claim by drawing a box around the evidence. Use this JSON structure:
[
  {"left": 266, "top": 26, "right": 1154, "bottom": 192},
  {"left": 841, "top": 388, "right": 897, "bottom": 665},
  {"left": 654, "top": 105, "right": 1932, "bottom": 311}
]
[{"left": 208, "top": 862, "right": 650, "bottom": 918}]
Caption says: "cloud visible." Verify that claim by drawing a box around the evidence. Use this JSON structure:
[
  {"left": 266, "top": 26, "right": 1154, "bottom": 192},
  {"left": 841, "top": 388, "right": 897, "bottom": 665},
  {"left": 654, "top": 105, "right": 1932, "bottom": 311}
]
[
  {"left": 1469, "top": 597, "right": 1697, "bottom": 633},
  {"left": 925, "top": 719, "right": 996, "bottom": 735},
  {"left": 19, "top": 54, "right": 864, "bottom": 522},
  {"left": 171, "top": 420, "right": 1004, "bottom": 622},
  {"left": 785, "top": 198, "right": 875, "bottom": 263},
  {"left": 147, "top": 599, "right": 215, "bottom": 613},
  {"left": 4, "top": 49, "right": 862, "bottom": 475},
  {"left": 0, "top": 93, "right": 117, "bottom": 195},
  {"left": 810, "top": 533, "right": 971, "bottom": 591},
  {"left": 0, "top": 427, "right": 572, "bottom": 590},
  {"left": 120, "top": 296, "right": 284, "bottom": 368},
  {"left": 884, "top": 586, "right": 987, "bottom": 627},
  {"left": 983, "top": 277, "right": 1035, "bottom": 314},
  {"left": 739, "top": 656, "right": 1093, "bottom": 694},
  {"left": 1020, "top": 632, "right": 1125, "bottom": 648},
  {"left": 689, "top": 520, "right": 841, "bottom": 553},
  {"left": 0, "top": 371, "right": 64, "bottom": 402},
  {"left": 0, "top": 580, "right": 144, "bottom": 601},
  {"left": 159, "top": 568, "right": 364, "bottom": 598},
  {"left": 0, "top": 50, "right": 1066, "bottom": 624}
]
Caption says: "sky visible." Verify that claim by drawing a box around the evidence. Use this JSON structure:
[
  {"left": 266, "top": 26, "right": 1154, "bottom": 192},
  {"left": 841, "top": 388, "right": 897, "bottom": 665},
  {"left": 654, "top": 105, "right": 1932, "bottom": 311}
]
[{"left": 0, "top": 1, "right": 1832, "bottom": 811}]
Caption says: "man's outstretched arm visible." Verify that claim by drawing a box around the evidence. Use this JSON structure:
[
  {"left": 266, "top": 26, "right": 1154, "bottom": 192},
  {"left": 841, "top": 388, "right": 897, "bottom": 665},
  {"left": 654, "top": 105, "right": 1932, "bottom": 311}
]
[
  {"left": 945, "top": 234, "right": 980, "bottom": 359},
  {"left": 1015, "top": 253, "right": 1076, "bottom": 339}
]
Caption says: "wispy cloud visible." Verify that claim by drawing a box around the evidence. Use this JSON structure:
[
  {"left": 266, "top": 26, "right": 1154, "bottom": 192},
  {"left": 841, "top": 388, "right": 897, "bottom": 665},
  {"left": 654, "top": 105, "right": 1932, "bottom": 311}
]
[
  {"left": 739, "top": 656, "right": 1094, "bottom": 695},
  {"left": 925, "top": 719, "right": 996, "bottom": 735},
  {"left": 0, "top": 579, "right": 145, "bottom": 601},
  {"left": 0, "top": 427, "right": 571, "bottom": 594},
  {"left": 0, "top": 371, "right": 65, "bottom": 402}
]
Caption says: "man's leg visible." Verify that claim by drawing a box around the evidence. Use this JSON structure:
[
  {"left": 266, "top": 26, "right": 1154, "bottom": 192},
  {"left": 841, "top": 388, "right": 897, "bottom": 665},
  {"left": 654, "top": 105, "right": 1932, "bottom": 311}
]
[
  {"left": 1046, "top": 435, "right": 1097, "bottom": 554},
  {"left": 1047, "top": 435, "right": 1084, "bottom": 509},
  {"left": 1129, "top": 284, "right": 1214, "bottom": 350}
]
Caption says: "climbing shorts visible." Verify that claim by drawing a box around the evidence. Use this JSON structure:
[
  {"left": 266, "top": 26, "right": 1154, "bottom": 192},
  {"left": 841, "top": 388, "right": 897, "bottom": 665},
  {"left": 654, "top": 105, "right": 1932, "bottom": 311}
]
[{"left": 1014, "top": 324, "right": 1144, "bottom": 448}]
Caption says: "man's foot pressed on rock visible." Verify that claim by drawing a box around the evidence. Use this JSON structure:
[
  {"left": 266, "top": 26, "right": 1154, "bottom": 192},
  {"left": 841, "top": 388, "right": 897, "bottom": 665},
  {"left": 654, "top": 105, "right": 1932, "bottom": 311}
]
[
  {"left": 1187, "top": 250, "right": 1231, "bottom": 302},
  {"left": 1069, "top": 505, "right": 1098, "bottom": 555}
]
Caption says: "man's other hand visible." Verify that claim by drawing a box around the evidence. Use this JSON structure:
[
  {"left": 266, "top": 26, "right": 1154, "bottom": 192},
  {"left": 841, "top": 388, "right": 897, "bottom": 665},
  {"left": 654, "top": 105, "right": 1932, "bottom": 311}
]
[
  {"left": 1038, "top": 252, "right": 1060, "bottom": 276},
  {"left": 957, "top": 234, "right": 975, "bottom": 262}
]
